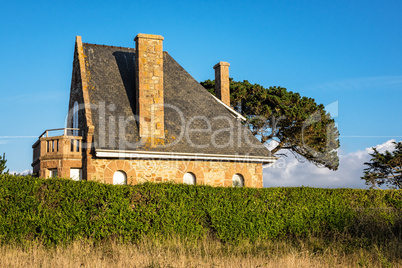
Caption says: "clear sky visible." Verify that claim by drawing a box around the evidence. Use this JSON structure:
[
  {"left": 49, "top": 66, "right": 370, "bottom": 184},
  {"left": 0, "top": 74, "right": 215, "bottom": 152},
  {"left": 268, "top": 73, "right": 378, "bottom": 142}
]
[{"left": 1, "top": 0, "right": 401, "bottom": 187}]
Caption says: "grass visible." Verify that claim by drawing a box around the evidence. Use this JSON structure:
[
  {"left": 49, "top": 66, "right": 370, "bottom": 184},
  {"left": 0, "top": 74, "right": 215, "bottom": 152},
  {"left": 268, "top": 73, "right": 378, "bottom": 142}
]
[{"left": 0, "top": 236, "right": 401, "bottom": 267}]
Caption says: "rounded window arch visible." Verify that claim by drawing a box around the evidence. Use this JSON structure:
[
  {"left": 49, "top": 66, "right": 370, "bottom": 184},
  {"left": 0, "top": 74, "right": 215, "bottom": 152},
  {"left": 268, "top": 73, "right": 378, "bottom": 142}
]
[
  {"left": 183, "top": 172, "right": 196, "bottom": 185},
  {"left": 232, "top": 174, "right": 244, "bottom": 187},
  {"left": 113, "top": 170, "right": 127, "bottom": 185}
]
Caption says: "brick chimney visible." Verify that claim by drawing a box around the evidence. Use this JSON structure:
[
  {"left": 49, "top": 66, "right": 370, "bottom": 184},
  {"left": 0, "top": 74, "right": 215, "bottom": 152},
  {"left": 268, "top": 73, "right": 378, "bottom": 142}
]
[
  {"left": 135, "top": 33, "right": 165, "bottom": 138},
  {"left": 213, "top": 61, "right": 230, "bottom": 106}
]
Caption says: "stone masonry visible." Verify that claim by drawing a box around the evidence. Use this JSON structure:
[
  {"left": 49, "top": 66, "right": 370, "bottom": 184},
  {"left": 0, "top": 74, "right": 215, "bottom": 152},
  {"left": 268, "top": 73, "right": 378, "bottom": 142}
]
[
  {"left": 32, "top": 135, "right": 83, "bottom": 178},
  {"left": 214, "top": 61, "right": 230, "bottom": 106},
  {"left": 88, "top": 158, "right": 263, "bottom": 188},
  {"left": 135, "top": 34, "right": 165, "bottom": 138}
]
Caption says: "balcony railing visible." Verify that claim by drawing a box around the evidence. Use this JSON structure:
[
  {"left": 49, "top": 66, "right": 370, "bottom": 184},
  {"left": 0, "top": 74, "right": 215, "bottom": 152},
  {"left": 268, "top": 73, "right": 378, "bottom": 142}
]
[
  {"left": 32, "top": 128, "right": 83, "bottom": 166},
  {"left": 39, "top": 128, "right": 82, "bottom": 138}
]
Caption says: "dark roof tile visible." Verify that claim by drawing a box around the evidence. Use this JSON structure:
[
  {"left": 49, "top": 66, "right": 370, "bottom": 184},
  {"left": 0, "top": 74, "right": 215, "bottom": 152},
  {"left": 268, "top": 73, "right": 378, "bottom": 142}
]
[{"left": 83, "top": 43, "right": 271, "bottom": 158}]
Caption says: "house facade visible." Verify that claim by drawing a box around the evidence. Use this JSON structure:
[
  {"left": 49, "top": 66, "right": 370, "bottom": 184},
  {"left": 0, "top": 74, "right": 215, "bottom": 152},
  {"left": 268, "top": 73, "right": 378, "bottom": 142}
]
[{"left": 32, "top": 33, "right": 276, "bottom": 187}]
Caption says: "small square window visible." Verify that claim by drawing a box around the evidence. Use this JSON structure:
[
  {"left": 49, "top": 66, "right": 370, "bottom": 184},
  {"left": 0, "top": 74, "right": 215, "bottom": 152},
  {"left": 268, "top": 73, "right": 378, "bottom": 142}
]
[{"left": 49, "top": 169, "right": 58, "bottom": 178}]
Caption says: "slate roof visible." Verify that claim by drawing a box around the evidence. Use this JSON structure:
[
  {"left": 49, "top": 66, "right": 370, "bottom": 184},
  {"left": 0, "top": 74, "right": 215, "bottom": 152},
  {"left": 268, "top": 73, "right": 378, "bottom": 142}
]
[{"left": 82, "top": 43, "right": 272, "bottom": 158}]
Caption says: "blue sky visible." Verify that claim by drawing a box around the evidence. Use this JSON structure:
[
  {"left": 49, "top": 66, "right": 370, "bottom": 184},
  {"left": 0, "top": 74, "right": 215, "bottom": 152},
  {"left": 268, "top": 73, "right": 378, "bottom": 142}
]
[{"left": 1, "top": 0, "right": 401, "bottom": 187}]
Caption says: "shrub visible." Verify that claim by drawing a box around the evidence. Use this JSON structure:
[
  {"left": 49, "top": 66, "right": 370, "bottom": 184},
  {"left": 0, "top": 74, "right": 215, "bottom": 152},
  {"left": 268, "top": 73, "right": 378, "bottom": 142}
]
[{"left": 0, "top": 174, "right": 401, "bottom": 246}]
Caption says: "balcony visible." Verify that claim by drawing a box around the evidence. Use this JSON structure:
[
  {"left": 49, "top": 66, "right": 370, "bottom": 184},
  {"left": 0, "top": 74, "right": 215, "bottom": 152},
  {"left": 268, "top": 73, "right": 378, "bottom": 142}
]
[{"left": 32, "top": 128, "right": 83, "bottom": 170}]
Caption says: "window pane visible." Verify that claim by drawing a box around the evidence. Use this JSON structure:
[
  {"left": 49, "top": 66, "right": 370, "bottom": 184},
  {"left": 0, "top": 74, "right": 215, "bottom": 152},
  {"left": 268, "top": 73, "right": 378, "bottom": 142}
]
[
  {"left": 183, "top": 172, "right": 196, "bottom": 185},
  {"left": 49, "top": 169, "right": 58, "bottom": 178},
  {"left": 70, "top": 168, "right": 82, "bottom": 181},
  {"left": 113, "top": 170, "right": 127, "bottom": 185},
  {"left": 232, "top": 174, "right": 244, "bottom": 187}
]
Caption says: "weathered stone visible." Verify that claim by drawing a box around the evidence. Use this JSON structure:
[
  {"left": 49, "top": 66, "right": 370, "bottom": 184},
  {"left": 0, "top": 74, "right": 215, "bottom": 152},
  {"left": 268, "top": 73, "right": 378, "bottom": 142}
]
[
  {"left": 135, "top": 34, "right": 165, "bottom": 138},
  {"left": 87, "top": 159, "right": 262, "bottom": 188},
  {"left": 214, "top": 62, "right": 230, "bottom": 106}
]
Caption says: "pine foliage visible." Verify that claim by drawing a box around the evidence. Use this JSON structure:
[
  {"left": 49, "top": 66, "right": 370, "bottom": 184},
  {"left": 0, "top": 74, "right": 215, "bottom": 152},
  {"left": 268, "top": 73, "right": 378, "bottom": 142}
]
[
  {"left": 201, "top": 79, "right": 340, "bottom": 170},
  {"left": 362, "top": 141, "right": 402, "bottom": 189}
]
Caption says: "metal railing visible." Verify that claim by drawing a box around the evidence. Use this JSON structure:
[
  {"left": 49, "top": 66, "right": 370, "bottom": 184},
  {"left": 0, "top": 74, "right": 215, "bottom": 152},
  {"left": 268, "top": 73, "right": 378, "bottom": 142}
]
[{"left": 39, "top": 128, "right": 82, "bottom": 138}]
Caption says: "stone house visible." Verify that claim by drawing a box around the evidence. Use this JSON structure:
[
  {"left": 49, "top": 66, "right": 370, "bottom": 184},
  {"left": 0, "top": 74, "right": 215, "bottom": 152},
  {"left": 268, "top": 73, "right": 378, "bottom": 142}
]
[{"left": 32, "top": 33, "right": 276, "bottom": 187}]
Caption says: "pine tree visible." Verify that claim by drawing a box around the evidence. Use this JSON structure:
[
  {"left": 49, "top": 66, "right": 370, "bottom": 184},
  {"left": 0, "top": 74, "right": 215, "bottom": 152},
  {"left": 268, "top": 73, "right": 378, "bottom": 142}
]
[
  {"left": 0, "top": 153, "right": 9, "bottom": 174},
  {"left": 201, "top": 79, "right": 340, "bottom": 170},
  {"left": 362, "top": 142, "right": 402, "bottom": 189}
]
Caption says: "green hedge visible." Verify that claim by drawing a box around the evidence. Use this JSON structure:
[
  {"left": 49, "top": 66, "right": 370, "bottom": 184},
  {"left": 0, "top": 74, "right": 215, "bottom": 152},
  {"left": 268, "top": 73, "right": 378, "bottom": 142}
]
[{"left": 0, "top": 174, "right": 401, "bottom": 245}]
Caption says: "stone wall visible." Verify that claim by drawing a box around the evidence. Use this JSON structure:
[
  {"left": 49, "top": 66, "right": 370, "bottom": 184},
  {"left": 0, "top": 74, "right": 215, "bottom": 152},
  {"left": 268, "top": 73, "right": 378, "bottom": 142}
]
[
  {"left": 34, "top": 135, "right": 83, "bottom": 178},
  {"left": 87, "top": 158, "right": 263, "bottom": 188}
]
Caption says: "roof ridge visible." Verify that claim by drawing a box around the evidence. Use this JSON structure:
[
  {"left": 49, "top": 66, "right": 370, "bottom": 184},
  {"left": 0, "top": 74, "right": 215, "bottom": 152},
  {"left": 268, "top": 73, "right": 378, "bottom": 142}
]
[{"left": 82, "top": 42, "right": 134, "bottom": 50}]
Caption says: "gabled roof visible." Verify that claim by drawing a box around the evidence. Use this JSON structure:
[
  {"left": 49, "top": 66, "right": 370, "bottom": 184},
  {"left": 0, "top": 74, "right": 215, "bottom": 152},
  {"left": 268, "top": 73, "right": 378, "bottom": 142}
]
[{"left": 80, "top": 43, "right": 273, "bottom": 159}]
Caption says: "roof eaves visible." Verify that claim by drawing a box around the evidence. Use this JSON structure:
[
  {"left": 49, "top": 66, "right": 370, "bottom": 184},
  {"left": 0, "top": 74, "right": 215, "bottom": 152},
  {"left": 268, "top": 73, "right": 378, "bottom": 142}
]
[
  {"left": 210, "top": 94, "right": 247, "bottom": 121},
  {"left": 95, "top": 149, "right": 277, "bottom": 164}
]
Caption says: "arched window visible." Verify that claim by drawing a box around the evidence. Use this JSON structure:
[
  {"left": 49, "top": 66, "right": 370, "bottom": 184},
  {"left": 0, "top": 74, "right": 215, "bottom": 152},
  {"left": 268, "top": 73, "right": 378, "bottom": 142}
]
[
  {"left": 73, "top": 101, "right": 79, "bottom": 135},
  {"left": 232, "top": 174, "right": 244, "bottom": 187},
  {"left": 113, "top": 170, "right": 127, "bottom": 185},
  {"left": 183, "top": 172, "right": 196, "bottom": 185}
]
